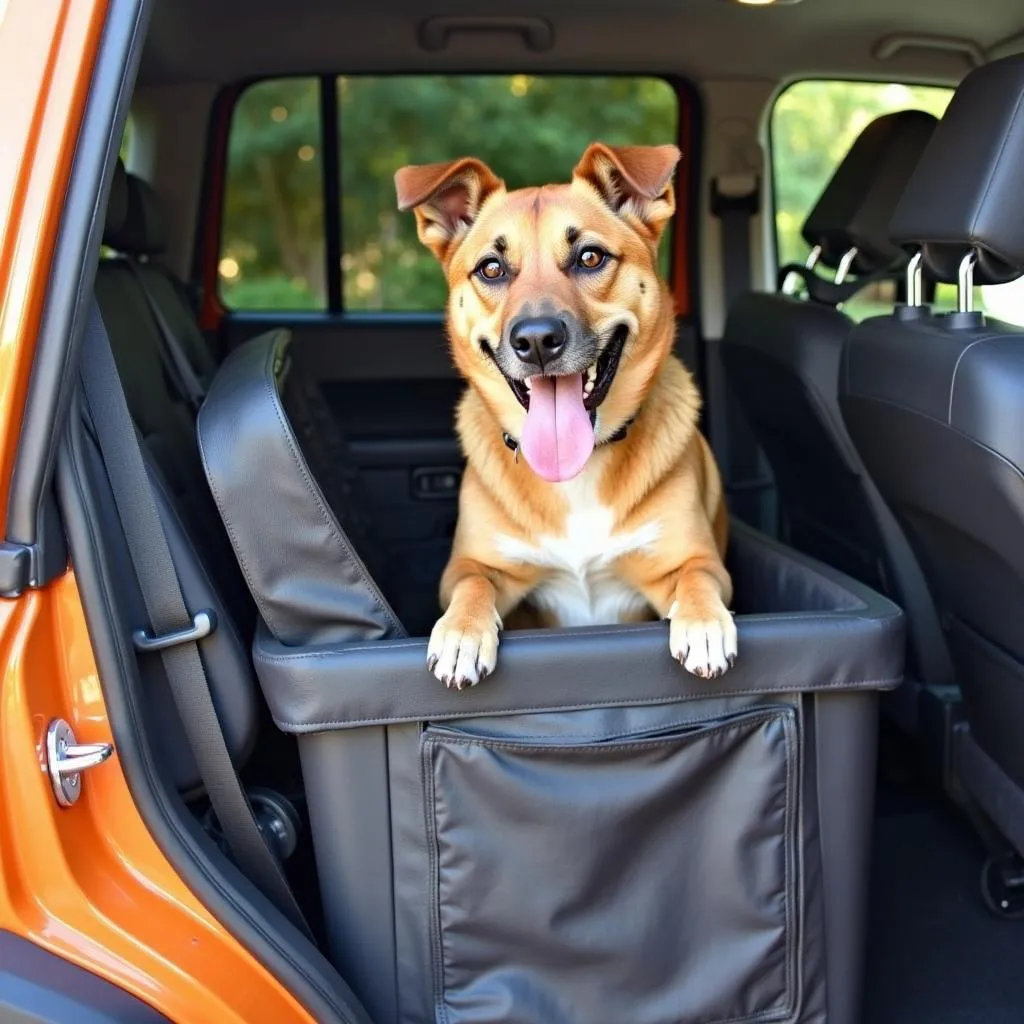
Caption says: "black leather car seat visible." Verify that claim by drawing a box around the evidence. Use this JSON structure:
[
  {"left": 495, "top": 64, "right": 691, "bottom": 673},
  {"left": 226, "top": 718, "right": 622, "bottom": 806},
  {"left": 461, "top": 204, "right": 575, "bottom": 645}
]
[
  {"left": 720, "top": 110, "right": 952, "bottom": 737},
  {"left": 841, "top": 53, "right": 1024, "bottom": 861}
]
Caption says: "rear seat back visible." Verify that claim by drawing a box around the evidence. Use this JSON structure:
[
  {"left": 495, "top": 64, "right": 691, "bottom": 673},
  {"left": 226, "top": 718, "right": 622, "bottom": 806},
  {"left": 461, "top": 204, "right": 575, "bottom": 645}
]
[
  {"left": 96, "top": 167, "right": 202, "bottom": 509},
  {"left": 92, "top": 160, "right": 260, "bottom": 794},
  {"left": 720, "top": 110, "right": 952, "bottom": 709},
  {"left": 841, "top": 53, "right": 1024, "bottom": 846},
  {"left": 109, "top": 169, "right": 219, "bottom": 384}
]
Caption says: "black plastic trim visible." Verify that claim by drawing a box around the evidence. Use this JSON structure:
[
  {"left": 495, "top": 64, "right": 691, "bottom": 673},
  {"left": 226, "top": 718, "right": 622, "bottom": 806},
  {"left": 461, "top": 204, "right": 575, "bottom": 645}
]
[
  {"left": 0, "top": 542, "right": 32, "bottom": 598},
  {"left": 321, "top": 75, "right": 342, "bottom": 313},
  {"left": 710, "top": 177, "right": 761, "bottom": 218},
  {"left": 0, "top": 929, "right": 170, "bottom": 1023}
]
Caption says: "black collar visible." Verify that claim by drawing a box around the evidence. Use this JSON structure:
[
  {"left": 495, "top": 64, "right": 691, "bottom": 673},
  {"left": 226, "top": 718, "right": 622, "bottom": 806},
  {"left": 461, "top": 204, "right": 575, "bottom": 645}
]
[{"left": 502, "top": 416, "right": 634, "bottom": 458}]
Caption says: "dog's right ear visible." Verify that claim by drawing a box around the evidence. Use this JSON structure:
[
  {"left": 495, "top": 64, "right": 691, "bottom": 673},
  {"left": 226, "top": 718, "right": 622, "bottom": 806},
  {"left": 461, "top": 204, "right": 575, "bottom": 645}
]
[{"left": 395, "top": 158, "right": 504, "bottom": 263}]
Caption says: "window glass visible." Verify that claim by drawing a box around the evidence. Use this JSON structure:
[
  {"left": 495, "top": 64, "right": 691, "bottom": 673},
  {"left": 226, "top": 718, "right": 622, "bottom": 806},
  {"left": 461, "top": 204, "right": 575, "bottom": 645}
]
[
  {"left": 218, "top": 75, "right": 680, "bottom": 313},
  {"left": 221, "top": 78, "right": 325, "bottom": 310},
  {"left": 337, "top": 76, "right": 679, "bottom": 312}
]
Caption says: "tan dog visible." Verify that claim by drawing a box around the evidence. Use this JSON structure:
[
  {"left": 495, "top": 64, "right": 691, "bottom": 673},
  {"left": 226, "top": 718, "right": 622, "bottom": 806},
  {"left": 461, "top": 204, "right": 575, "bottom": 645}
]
[{"left": 395, "top": 143, "right": 736, "bottom": 688}]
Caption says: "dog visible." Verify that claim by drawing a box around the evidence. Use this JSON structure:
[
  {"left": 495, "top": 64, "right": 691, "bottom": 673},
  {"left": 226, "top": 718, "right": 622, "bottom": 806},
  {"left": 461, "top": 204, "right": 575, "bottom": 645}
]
[{"left": 395, "top": 142, "right": 736, "bottom": 689}]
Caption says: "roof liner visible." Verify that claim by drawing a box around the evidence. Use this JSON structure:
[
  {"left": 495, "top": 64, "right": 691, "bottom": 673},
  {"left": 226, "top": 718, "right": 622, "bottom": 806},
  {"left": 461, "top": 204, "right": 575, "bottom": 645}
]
[{"left": 141, "top": 0, "right": 1024, "bottom": 87}]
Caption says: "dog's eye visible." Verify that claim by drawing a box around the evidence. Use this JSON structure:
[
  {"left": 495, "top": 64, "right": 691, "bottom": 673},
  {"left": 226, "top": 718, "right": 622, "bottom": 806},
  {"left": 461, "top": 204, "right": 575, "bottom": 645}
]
[
  {"left": 475, "top": 258, "right": 506, "bottom": 282},
  {"left": 577, "top": 248, "right": 608, "bottom": 271}
]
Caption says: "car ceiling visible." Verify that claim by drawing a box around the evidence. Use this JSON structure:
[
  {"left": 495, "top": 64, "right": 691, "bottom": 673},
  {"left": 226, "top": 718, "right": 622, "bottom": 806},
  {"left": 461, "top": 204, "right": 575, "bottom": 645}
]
[{"left": 141, "top": 0, "right": 1024, "bottom": 87}]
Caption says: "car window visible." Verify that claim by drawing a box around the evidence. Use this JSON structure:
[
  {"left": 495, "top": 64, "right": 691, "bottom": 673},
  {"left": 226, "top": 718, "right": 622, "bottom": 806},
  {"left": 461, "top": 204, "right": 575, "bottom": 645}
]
[
  {"left": 219, "top": 75, "right": 681, "bottom": 313},
  {"left": 220, "top": 78, "right": 326, "bottom": 311},
  {"left": 771, "top": 79, "right": 1024, "bottom": 326}
]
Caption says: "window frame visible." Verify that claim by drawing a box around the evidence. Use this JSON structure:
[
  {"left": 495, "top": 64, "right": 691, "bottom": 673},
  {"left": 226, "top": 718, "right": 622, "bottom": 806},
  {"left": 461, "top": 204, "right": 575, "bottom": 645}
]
[{"left": 197, "top": 70, "right": 700, "bottom": 326}]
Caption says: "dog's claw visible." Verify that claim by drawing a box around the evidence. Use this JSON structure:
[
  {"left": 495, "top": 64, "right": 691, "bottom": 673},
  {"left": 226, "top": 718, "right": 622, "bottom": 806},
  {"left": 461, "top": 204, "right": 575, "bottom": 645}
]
[{"left": 427, "top": 613, "right": 500, "bottom": 687}]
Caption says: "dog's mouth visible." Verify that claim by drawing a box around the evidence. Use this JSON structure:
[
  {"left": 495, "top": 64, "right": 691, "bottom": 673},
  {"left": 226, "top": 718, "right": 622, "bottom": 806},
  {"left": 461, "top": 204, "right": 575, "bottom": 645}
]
[
  {"left": 482, "top": 325, "right": 629, "bottom": 484},
  {"left": 493, "top": 324, "right": 629, "bottom": 418}
]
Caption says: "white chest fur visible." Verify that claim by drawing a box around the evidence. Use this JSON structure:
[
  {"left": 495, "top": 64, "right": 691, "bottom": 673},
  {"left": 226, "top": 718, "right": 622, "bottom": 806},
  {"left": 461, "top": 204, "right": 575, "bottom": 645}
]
[{"left": 496, "top": 478, "right": 660, "bottom": 627}]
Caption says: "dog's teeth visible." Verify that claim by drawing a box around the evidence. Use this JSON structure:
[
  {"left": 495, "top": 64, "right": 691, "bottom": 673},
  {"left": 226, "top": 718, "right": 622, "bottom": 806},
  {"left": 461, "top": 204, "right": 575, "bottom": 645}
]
[
  {"left": 525, "top": 378, "right": 534, "bottom": 391},
  {"left": 586, "top": 364, "right": 598, "bottom": 384},
  {"left": 583, "top": 381, "right": 594, "bottom": 396}
]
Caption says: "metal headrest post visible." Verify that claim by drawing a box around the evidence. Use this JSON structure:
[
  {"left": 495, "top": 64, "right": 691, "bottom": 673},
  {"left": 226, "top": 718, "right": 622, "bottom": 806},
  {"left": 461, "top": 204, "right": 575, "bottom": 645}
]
[
  {"left": 833, "top": 246, "right": 859, "bottom": 287},
  {"left": 905, "top": 250, "right": 924, "bottom": 308},
  {"left": 957, "top": 250, "right": 977, "bottom": 313},
  {"left": 781, "top": 244, "right": 822, "bottom": 295}
]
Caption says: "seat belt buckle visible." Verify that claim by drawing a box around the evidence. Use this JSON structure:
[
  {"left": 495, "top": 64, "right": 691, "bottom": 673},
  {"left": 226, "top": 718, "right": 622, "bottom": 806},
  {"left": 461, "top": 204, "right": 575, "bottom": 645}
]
[{"left": 132, "top": 609, "right": 216, "bottom": 652}]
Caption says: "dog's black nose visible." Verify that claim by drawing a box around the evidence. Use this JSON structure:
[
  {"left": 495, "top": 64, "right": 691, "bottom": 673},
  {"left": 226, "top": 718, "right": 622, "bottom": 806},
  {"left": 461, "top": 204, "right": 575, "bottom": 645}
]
[{"left": 509, "top": 316, "right": 568, "bottom": 369}]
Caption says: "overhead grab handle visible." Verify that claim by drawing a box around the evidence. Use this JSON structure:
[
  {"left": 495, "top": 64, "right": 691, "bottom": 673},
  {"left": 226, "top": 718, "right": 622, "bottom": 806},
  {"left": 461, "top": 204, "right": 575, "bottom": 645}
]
[
  {"left": 873, "top": 33, "right": 985, "bottom": 68},
  {"left": 418, "top": 16, "right": 555, "bottom": 53}
]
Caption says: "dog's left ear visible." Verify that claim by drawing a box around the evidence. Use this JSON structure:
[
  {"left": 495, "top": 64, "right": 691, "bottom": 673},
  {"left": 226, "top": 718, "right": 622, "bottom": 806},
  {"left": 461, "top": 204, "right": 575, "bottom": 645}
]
[
  {"left": 573, "top": 142, "right": 681, "bottom": 242},
  {"left": 395, "top": 157, "right": 504, "bottom": 263}
]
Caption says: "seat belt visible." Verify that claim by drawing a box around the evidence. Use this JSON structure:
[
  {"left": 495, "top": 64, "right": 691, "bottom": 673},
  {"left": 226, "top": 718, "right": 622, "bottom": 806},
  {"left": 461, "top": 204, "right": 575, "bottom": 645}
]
[
  {"left": 123, "top": 258, "right": 207, "bottom": 411},
  {"left": 706, "top": 175, "right": 760, "bottom": 474},
  {"left": 709, "top": 175, "right": 780, "bottom": 536},
  {"left": 711, "top": 175, "right": 759, "bottom": 309},
  {"left": 78, "top": 299, "right": 312, "bottom": 940}
]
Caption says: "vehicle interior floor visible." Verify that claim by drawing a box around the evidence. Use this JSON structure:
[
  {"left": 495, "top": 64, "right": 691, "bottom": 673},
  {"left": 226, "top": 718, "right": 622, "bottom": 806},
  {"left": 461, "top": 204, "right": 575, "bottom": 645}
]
[{"left": 865, "top": 724, "right": 1022, "bottom": 1024}]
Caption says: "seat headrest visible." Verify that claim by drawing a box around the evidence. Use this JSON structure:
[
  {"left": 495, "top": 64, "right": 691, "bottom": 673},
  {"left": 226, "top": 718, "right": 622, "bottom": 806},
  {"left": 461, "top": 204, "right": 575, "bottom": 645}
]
[
  {"left": 197, "top": 330, "right": 406, "bottom": 647},
  {"left": 890, "top": 54, "right": 1024, "bottom": 285},
  {"left": 103, "top": 159, "right": 129, "bottom": 246},
  {"left": 103, "top": 172, "right": 166, "bottom": 256},
  {"left": 801, "top": 109, "right": 938, "bottom": 275}
]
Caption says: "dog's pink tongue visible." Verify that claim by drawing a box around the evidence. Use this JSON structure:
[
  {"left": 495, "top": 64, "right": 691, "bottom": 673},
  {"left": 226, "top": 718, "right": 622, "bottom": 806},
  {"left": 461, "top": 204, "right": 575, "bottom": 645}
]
[{"left": 519, "top": 374, "right": 595, "bottom": 482}]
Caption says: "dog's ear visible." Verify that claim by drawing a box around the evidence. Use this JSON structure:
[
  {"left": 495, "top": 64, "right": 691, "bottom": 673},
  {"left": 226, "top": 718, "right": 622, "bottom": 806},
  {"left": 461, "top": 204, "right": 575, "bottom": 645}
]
[
  {"left": 573, "top": 142, "right": 681, "bottom": 242},
  {"left": 395, "top": 157, "right": 504, "bottom": 263}
]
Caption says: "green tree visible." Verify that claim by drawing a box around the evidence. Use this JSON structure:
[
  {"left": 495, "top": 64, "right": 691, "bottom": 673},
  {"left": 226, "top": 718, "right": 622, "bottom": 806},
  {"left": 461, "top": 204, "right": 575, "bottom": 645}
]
[
  {"left": 221, "top": 78, "right": 325, "bottom": 309},
  {"left": 337, "top": 75, "right": 678, "bottom": 310}
]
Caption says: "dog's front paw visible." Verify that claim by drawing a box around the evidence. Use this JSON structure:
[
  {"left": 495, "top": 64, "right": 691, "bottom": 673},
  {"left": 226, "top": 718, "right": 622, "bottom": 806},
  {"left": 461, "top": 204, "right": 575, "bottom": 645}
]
[
  {"left": 426, "top": 609, "right": 501, "bottom": 690},
  {"left": 667, "top": 601, "right": 737, "bottom": 680}
]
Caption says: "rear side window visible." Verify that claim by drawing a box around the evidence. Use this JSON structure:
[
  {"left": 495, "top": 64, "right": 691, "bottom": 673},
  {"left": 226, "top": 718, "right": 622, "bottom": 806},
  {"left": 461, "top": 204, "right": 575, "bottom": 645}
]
[
  {"left": 219, "top": 75, "right": 682, "bottom": 313},
  {"left": 220, "top": 79, "right": 325, "bottom": 311},
  {"left": 770, "top": 80, "right": 1024, "bottom": 326}
]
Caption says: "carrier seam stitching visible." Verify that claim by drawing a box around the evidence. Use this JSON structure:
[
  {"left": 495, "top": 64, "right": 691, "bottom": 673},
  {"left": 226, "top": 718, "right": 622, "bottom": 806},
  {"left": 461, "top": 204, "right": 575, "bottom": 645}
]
[
  {"left": 255, "top": 612, "right": 896, "bottom": 661},
  {"left": 272, "top": 675, "right": 900, "bottom": 731}
]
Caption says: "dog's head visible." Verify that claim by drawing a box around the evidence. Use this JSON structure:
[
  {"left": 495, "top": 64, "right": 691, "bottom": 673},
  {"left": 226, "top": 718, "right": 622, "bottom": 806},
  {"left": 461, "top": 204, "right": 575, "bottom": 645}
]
[{"left": 395, "top": 142, "right": 681, "bottom": 483}]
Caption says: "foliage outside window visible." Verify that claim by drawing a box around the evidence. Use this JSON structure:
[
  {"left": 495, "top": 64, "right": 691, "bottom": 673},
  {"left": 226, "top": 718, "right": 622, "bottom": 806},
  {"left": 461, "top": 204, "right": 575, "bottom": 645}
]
[
  {"left": 771, "top": 79, "right": 1024, "bottom": 326},
  {"left": 220, "top": 79, "right": 325, "bottom": 311},
  {"left": 219, "top": 76, "right": 680, "bottom": 313}
]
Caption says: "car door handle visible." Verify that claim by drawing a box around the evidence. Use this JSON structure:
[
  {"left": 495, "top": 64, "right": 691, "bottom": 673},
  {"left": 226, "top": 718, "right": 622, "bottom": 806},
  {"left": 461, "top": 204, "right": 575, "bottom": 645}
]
[{"left": 411, "top": 467, "right": 461, "bottom": 499}]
